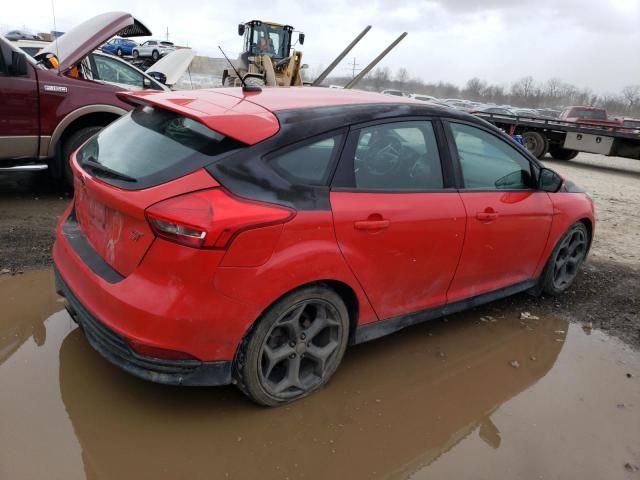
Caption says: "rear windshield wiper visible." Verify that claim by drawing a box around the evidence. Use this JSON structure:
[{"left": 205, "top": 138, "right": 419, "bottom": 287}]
[{"left": 82, "top": 158, "right": 137, "bottom": 183}]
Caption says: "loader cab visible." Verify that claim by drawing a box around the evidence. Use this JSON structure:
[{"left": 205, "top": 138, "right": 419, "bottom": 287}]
[{"left": 238, "top": 21, "right": 301, "bottom": 60}]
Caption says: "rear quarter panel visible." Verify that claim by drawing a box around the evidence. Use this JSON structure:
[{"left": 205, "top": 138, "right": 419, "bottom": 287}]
[{"left": 213, "top": 211, "right": 379, "bottom": 327}]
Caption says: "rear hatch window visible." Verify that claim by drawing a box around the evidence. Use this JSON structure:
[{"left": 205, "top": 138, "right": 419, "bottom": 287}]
[{"left": 77, "top": 106, "right": 244, "bottom": 189}]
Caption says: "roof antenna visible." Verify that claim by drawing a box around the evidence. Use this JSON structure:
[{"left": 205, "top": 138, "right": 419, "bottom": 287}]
[{"left": 218, "top": 45, "right": 261, "bottom": 93}]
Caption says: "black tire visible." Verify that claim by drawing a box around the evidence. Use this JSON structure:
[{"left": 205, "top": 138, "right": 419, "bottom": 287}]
[
  {"left": 233, "top": 286, "right": 350, "bottom": 406},
  {"left": 540, "top": 222, "right": 589, "bottom": 296},
  {"left": 60, "top": 126, "right": 103, "bottom": 187},
  {"left": 522, "top": 131, "right": 549, "bottom": 159},
  {"left": 151, "top": 50, "right": 160, "bottom": 61},
  {"left": 549, "top": 145, "right": 579, "bottom": 161},
  {"left": 116, "top": 48, "right": 123, "bottom": 57},
  {"left": 132, "top": 50, "right": 139, "bottom": 59}
]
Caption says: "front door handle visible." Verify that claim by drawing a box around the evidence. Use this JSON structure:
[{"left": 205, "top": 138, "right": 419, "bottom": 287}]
[
  {"left": 354, "top": 219, "right": 390, "bottom": 230},
  {"left": 476, "top": 208, "right": 499, "bottom": 222}
]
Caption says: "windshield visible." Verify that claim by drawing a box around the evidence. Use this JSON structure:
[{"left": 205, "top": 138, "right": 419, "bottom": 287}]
[
  {"left": 77, "top": 106, "right": 244, "bottom": 188},
  {"left": 247, "top": 24, "right": 291, "bottom": 58}
]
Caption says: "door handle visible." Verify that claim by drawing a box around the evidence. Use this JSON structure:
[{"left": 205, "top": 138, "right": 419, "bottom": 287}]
[
  {"left": 476, "top": 208, "right": 499, "bottom": 222},
  {"left": 354, "top": 219, "right": 390, "bottom": 230}
]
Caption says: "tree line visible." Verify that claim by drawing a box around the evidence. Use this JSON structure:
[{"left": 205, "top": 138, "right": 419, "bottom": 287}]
[{"left": 322, "top": 66, "right": 640, "bottom": 118}]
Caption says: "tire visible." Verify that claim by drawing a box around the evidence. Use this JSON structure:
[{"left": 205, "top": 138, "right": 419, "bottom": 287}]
[
  {"left": 540, "top": 222, "right": 590, "bottom": 296},
  {"left": 522, "top": 131, "right": 549, "bottom": 159},
  {"left": 243, "top": 75, "right": 266, "bottom": 87},
  {"left": 151, "top": 50, "right": 159, "bottom": 61},
  {"left": 549, "top": 145, "right": 579, "bottom": 161},
  {"left": 233, "top": 286, "right": 350, "bottom": 406},
  {"left": 132, "top": 50, "right": 139, "bottom": 59},
  {"left": 60, "top": 126, "right": 103, "bottom": 188},
  {"left": 116, "top": 48, "right": 123, "bottom": 57}
]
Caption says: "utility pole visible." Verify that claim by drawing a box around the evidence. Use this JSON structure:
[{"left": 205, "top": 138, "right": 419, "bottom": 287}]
[
  {"left": 166, "top": 26, "right": 169, "bottom": 41},
  {"left": 347, "top": 57, "right": 360, "bottom": 78}
]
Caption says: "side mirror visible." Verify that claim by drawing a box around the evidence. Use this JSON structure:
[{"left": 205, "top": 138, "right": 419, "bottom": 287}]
[
  {"left": 146, "top": 71, "right": 167, "bottom": 85},
  {"left": 9, "top": 51, "right": 28, "bottom": 76},
  {"left": 298, "top": 33, "right": 305, "bottom": 45},
  {"left": 538, "top": 168, "right": 563, "bottom": 192},
  {"left": 238, "top": 24, "right": 245, "bottom": 36}
]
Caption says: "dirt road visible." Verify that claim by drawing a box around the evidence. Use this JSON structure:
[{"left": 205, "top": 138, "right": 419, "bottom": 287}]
[{"left": 0, "top": 153, "right": 639, "bottom": 478}]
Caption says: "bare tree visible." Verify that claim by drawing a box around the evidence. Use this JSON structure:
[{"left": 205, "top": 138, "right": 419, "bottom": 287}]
[
  {"left": 622, "top": 85, "right": 640, "bottom": 111},
  {"left": 371, "top": 67, "right": 391, "bottom": 91},
  {"left": 464, "top": 77, "right": 487, "bottom": 101},
  {"left": 395, "top": 67, "right": 410, "bottom": 85}
]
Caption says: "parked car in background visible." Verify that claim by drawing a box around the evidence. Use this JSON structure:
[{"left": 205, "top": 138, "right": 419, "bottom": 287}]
[
  {"left": 472, "top": 106, "right": 515, "bottom": 115},
  {"left": 4, "top": 29, "right": 42, "bottom": 41},
  {"left": 101, "top": 37, "right": 138, "bottom": 57},
  {"left": 410, "top": 94, "right": 436, "bottom": 102},
  {"left": 381, "top": 89, "right": 407, "bottom": 97},
  {"left": 622, "top": 118, "right": 640, "bottom": 133},
  {"left": 53, "top": 87, "right": 594, "bottom": 406},
  {"left": 512, "top": 108, "right": 540, "bottom": 118},
  {"left": 0, "top": 12, "right": 193, "bottom": 186},
  {"left": 132, "top": 40, "right": 175, "bottom": 60}
]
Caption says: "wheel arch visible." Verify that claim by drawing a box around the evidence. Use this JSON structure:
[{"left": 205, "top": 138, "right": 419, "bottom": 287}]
[
  {"left": 578, "top": 217, "right": 594, "bottom": 252},
  {"left": 48, "top": 105, "right": 127, "bottom": 157}
]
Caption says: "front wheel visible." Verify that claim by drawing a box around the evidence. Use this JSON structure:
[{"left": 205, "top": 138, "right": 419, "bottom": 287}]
[
  {"left": 233, "top": 286, "right": 350, "bottom": 406},
  {"left": 151, "top": 50, "right": 160, "bottom": 61},
  {"left": 541, "top": 222, "right": 590, "bottom": 296},
  {"left": 116, "top": 48, "right": 123, "bottom": 57}
]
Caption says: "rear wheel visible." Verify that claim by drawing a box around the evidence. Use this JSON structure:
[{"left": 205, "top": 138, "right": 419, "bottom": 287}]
[
  {"left": 116, "top": 48, "right": 123, "bottom": 57},
  {"left": 233, "top": 286, "right": 349, "bottom": 406},
  {"left": 522, "top": 131, "right": 549, "bottom": 159},
  {"left": 541, "top": 223, "right": 589, "bottom": 296},
  {"left": 60, "top": 126, "right": 102, "bottom": 188},
  {"left": 132, "top": 49, "right": 139, "bottom": 59},
  {"left": 549, "top": 145, "right": 579, "bottom": 161}
]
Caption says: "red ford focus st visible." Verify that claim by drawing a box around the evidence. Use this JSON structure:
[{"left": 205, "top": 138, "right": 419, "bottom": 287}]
[{"left": 53, "top": 87, "right": 595, "bottom": 405}]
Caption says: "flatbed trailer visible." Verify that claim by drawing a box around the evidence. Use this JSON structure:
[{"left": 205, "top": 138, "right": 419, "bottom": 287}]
[{"left": 472, "top": 112, "right": 640, "bottom": 161}]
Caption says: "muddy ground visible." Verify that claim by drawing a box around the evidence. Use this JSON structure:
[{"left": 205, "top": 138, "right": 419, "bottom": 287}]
[{"left": 1, "top": 152, "right": 639, "bottom": 348}]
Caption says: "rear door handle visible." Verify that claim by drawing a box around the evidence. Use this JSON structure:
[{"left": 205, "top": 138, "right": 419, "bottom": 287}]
[{"left": 354, "top": 219, "right": 390, "bottom": 230}]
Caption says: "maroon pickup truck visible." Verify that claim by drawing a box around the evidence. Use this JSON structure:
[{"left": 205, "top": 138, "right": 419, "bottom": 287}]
[
  {"left": 559, "top": 106, "right": 622, "bottom": 129},
  {"left": 0, "top": 12, "right": 162, "bottom": 185}
]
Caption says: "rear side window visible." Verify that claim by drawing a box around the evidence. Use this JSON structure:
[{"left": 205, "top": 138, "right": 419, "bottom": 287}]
[
  {"left": 449, "top": 122, "right": 534, "bottom": 190},
  {"left": 77, "top": 107, "right": 243, "bottom": 188},
  {"left": 268, "top": 135, "right": 343, "bottom": 186}
]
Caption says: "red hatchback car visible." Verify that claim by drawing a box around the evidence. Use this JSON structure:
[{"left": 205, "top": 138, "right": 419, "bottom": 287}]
[{"left": 53, "top": 87, "right": 595, "bottom": 405}]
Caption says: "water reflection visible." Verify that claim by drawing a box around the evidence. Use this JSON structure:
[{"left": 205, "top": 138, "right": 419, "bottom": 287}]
[{"left": 57, "top": 307, "right": 567, "bottom": 479}]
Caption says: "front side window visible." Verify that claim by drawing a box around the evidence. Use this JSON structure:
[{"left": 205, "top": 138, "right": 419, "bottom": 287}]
[
  {"left": 91, "top": 54, "right": 145, "bottom": 88},
  {"left": 269, "top": 135, "right": 342, "bottom": 186},
  {"left": 450, "top": 122, "right": 534, "bottom": 190},
  {"left": 335, "top": 121, "right": 443, "bottom": 191}
]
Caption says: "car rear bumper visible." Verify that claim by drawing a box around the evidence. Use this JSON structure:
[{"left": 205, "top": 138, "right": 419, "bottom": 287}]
[{"left": 55, "top": 266, "right": 232, "bottom": 386}]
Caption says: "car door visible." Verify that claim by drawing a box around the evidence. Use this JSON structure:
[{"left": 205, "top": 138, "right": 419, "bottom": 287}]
[
  {"left": 0, "top": 38, "right": 39, "bottom": 159},
  {"left": 444, "top": 121, "right": 553, "bottom": 303},
  {"left": 330, "top": 119, "right": 466, "bottom": 320},
  {"left": 89, "top": 54, "right": 164, "bottom": 91}
]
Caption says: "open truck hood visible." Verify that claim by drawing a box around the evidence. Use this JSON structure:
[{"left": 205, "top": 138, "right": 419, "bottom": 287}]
[
  {"left": 146, "top": 48, "right": 197, "bottom": 88},
  {"left": 38, "top": 12, "right": 151, "bottom": 72}
]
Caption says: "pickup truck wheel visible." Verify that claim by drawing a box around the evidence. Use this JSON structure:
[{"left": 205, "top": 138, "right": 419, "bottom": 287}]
[
  {"left": 522, "top": 131, "right": 549, "bottom": 159},
  {"left": 549, "top": 146, "right": 579, "bottom": 161},
  {"left": 152, "top": 50, "right": 160, "bottom": 61},
  {"left": 61, "top": 127, "right": 102, "bottom": 187}
]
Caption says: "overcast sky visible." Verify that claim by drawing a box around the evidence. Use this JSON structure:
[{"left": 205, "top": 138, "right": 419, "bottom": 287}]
[{"left": 2, "top": 0, "right": 639, "bottom": 92}]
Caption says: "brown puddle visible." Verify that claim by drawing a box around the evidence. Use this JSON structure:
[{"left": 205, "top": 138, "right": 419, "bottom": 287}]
[{"left": 0, "top": 270, "right": 638, "bottom": 480}]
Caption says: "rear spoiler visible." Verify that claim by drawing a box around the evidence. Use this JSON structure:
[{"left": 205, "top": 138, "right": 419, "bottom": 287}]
[{"left": 116, "top": 90, "right": 279, "bottom": 145}]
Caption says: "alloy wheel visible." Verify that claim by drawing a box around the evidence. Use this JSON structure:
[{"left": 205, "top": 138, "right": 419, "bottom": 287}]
[
  {"left": 258, "top": 299, "right": 343, "bottom": 399},
  {"left": 553, "top": 228, "right": 587, "bottom": 289}
]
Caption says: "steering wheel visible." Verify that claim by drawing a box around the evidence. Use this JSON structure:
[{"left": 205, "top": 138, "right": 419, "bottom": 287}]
[{"left": 362, "top": 135, "right": 404, "bottom": 176}]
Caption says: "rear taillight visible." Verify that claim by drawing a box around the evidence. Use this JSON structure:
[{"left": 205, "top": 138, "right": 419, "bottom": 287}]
[{"left": 145, "top": 188, "right": 294, "bottom": 249}]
